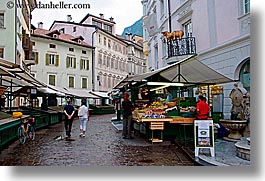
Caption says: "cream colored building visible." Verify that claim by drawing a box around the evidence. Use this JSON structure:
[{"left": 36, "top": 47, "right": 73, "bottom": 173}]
[
  {"left": 49, "top": 14, "right": 146, "bottom": 94},
  {"left": 30, "top": 26, "right": 93, "bottom": 105}
]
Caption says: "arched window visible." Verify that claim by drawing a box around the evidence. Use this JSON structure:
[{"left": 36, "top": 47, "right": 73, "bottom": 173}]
[{"left": 239, "top": 58, "right": 250, "bottom": 92}]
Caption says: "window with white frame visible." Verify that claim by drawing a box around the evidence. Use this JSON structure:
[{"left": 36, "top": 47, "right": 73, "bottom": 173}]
[
  {"left": 66, "top": 56, "right": 76, "bottom": 68},
  {"left": 48, "top": 74, "right": 56, "bottom": 86},
  {"left": 92, "top": 20, "right": 102, "bottom": 28},
  {"left": 244, "top": 0, "right": 250, "bottom": 14},
  {"left": 81, "top": 77, "right": 88, "bottom": 89},
  {"left": 107, "top": 56, "right": 110, "bottom": 67},
  {"left": 104, "top": 24, "right": 112, "bottom": 34},
  {"left": 68, "top": 76, "right": 75, "bottom": 88},
  {"left": 184, "top": 20, "right": 192, "bottom": 37},
  {"left": 98, "top": 35, "right": 101, "bottom": 44},
  {"left": 104, "top": 37, "right": 107, "bottom": 46},
  {"left": 80, "top": 58, "right": 89, "bottom": 70},
  {"left": 49, "top": 54, "right": 55, "bottom": 65},
  {"left": 98, "top": 53, "right": 102, "bottom": 64},
  {"left": 154, "top": 45, "right": 158, "bottom": 69},
  {"left": 46, "top": 54, "right": 59, "bottom": 66}
]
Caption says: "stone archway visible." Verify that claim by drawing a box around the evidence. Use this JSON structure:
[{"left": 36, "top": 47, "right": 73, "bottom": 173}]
[{"left": 234, "top": 57, "right": 250, "bottom": 92}]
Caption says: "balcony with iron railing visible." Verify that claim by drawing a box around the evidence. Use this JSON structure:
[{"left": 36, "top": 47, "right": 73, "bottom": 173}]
[{"left": 165, "top": 36, "right": 196, "bottom": 58}]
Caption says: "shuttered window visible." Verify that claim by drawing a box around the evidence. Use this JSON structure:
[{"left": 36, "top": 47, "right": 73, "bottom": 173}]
[
  {"left": 66, "top": 56, "right": 76, "bottom": 68},
  {"left": 33, "top": 52, "right": 39, "bottom": 64},
  {"left": 80, "top": 59, "right": 89, "bottom": 70},
  {"left": 46, "top": 53, "right": 59, "bottom": 66}
]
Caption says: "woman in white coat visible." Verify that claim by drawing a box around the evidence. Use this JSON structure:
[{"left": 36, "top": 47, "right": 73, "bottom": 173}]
[{"left": 78, "top": 99, "right": 89, "bottom": 137}]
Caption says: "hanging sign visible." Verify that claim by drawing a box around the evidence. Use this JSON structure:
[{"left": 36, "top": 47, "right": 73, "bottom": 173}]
[{"left": 194, "top": 120, "right": 215, "bottom": 157}]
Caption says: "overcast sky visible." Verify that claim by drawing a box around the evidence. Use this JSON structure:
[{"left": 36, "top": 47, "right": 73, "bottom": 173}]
[{"left": 31, "top": 0, "right": 143, "bottom": 35}]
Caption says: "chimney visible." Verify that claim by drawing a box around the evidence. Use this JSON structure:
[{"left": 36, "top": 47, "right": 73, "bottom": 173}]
[
  {"left": 37, "top": 22, "right": 43, "bottom": 29},
  {"left": 109, "top": 17, "right": 114, "bottom": 22},
  {"left": 67, "top": 15, "right": 72, "bottom": 22},
  {"left": 126, "top": 33, "right": 132, "bottom": 41},
  {"left": 99, "top": 13, "right": 104, "bottom": 19}
]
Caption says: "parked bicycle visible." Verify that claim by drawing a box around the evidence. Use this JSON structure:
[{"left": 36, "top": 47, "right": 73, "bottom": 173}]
[{"left": 17, "top": 117, "right": 35, "bottom": 144}]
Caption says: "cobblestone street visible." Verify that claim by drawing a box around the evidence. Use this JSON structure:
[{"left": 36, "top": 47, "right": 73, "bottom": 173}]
[{"left": 0, "top": 114, "right": 194, "bottom": 166}]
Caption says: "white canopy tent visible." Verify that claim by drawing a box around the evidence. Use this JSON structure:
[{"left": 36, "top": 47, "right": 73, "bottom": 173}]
[{"left": 113, "top": 55, "right": 234, "bottom": 89}]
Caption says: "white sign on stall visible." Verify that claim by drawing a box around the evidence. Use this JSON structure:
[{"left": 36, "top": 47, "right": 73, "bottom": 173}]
[{"left": 194, "top": 120, "right": 215, "bottom": 157}]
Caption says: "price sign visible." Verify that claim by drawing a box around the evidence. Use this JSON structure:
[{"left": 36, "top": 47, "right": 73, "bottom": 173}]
[{"left": 194, "top": 120, "right": 215, "bottom": 157}]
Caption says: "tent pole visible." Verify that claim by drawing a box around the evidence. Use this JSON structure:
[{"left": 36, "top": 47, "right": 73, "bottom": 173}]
[{"left": 9, "top": 79, "right": 12, "bottom": 112}]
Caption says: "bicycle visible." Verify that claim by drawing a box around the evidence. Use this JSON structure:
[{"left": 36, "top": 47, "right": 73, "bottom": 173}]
[{"left": 17, "top": 117, "right": 36, "bottom": 144}]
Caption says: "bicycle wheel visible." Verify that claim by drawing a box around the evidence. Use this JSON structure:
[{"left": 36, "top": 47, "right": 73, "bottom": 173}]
[
  {"left": 28, "top": 125, "right": 35, "bottom": 141},
  {"left": 17, "top": 127, "right": 26, "bottom": 144}
]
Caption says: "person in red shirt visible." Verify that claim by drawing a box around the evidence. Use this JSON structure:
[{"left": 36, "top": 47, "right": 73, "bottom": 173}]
[{"left": 196, "top": 95, "right": 211, "bottom": 120}]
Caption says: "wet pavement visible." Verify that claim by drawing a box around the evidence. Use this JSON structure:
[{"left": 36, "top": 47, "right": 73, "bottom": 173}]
[{"left": 0, "top": 114, "right": 194, "bottom": 166}]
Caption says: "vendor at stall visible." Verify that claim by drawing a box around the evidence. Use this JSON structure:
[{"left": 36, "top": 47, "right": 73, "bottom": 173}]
[
  {"left": 196, "top": 95, "right": 211, "bottom": 120},
  {"left": 164, "top": 88, "right": 173, "bottom": 103}
]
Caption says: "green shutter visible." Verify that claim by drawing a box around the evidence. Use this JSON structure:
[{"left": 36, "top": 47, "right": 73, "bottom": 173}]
[
  {"left": 46, "top": 53, "right": 49, "bottom": 65},
  {"left": 80, "top": 59, "right": 83, "bottom": 70},
  {"left": 86, "top": 60, "right": 89, "bottom": 70},
  {"left": 74, "top": 58, "right": 76, "bottom": 68},
  {"left": 66, "top": 57, "right": 70, "bottom": 68},
  {"left": 55, "top": 55, "right": 59, "bottom": 66},
  {"left": 35, "top": 52, "right": 39, "bottom": 64}
]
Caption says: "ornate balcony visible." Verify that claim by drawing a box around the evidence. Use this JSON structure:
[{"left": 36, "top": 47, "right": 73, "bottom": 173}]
[{"left": 166, "top": 37, "right": 196, "bottom": 58}]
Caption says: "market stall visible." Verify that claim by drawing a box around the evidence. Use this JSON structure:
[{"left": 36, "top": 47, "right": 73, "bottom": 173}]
[{"left": 113, "top": 55, "right": 234, "bottom": 143}]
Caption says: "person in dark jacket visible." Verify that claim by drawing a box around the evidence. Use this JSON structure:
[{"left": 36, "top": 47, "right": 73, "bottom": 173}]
[
  {"left": 63, "top": 99, "right": 75, "bottom": 138},
  {"left": 122, "top": 93, "right": 134, "bottom": 139}
]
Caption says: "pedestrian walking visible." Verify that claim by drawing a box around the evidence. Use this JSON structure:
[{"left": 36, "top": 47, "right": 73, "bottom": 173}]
[
  {"left": 78, "top": 99, "right": 89, "bottom": 138},
  {"left": 121, "top": 93, "right": 134, "bottom": 139},
  {"left": 63, "top": 99, "right": 75, "bottom": 138}
]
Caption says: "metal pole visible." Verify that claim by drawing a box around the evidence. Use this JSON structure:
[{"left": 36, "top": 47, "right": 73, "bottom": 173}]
[
  {"left": 9, "top": 79, "right": 12, "bottom": 112},
  {"left": 91, "top": 27, "right": 98, "bottom": 91},
  {"left": 168, "top": 0, "right": 172, "bottom": 32}
]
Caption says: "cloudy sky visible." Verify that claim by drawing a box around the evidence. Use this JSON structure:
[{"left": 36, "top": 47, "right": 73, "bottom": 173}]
[{"left": 31, "top": 0, "right": 143, "bottom": 35}]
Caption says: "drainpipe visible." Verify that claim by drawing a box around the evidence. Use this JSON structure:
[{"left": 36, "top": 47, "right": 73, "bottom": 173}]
[
  {"left": 168, "top": 0, "right": 172, "bottom": 32},
  {"left": 91, "top": 27, "right": 98, "bottom": 91}
]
